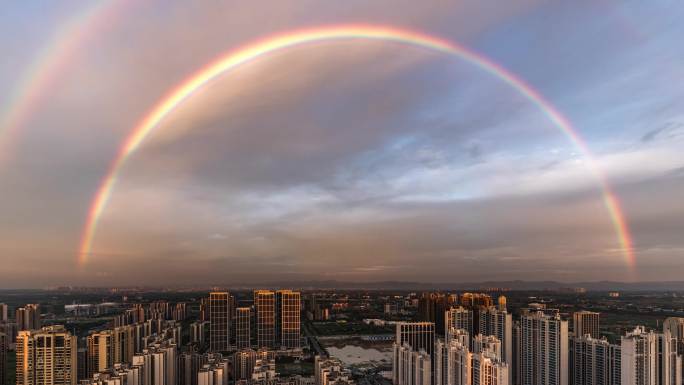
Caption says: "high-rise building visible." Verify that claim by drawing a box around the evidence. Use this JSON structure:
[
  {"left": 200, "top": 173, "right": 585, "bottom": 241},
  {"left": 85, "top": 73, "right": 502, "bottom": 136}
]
[
  {"left": 621, "top": 326, "right": 657, "bottom": 385},
  {"left": 473, "top": 335, "right": 502, "bottom": 359},
  {"left": 197, "top": 363, "right": 227, "bottom": 385},
  {"left": 315, "top": 356, "right": 354, "bottom": 385},
  {"left": 149, "top": 301, "right": 170, "bottom": 320},
  {"left": 16, "top": 325, "right": 77, "bottom": 385},
  {"left": 87, "top": 326, "right": 136, "bottom": 375},
  {"left": 276, "top": 290, "right": 301, "bottom": 350},
  {"left": 0, "top": 331, "right": 6, "bottom": 385},
  {"left": 87, "top": 330, "right": 114, "bottom": 377},
  {"left": 570, "top": 334, "right": 621, "bottom": 385},
  {"left": 191, "top": 321, "right": 209, "bottom": 346},
  {"left": 434, "top": 334, "right": 471, "bottom": 385},
  {"left": 664, "top": 318, "right": 684, "bottom": 355},
  {"left": 172, "top": 303, "right": 187, "bottom": 321},
  {"left": 113, "top": 325, "right": 136, "bottom": 365},
  {"left": 0, "top": 303, "right": 8, "bottom": 322},
  {"left": 254, "top": 290, "right": 276, "bottom": 349},
  {"left": 235, "top": 307, "right": 251, "bottom": 350},
  {"left": 460, "top": 294, "right": 493, "bottom": 336},
  {"left": 199, "top": 298, "right": 209, "bottom": 322},
  {"left": 573, "top": 312, "right": 600, "bottom": 339},
  {"left": 512, "top": 322, "right": 521, "bottom": 385},
  {"left": 519, "top": 311, "right": 568, "bottom": 385},
  {"left": 435, "top": 333, "right": 507, "bottom": 385},
  {"left": 460, "top": 294, "right": 493, "bottom": 309},
  {"left": 77, "top": 348, "right": 88, "bottom": 382},
  {"left": 80, "top": 363, "right": 144, "bottom": 385},
  {"left": 0, "top": 321, "right": 16, "bottom": 345},
  {"left": 209, "top": 292, "right": 231, "bottom": 352},
  {"left": 233, "top": 349, "right": 257, "bottom": 381},
  {"left": 472, "top": 351, "right": 509, "bottom": 385},
  {"left": 16, "top": 304, "right": 41, "bottom": 331},
  {"left": 132, "top": 342, "right": 177, "bottom": 385},
  {"left": 446, "top": 307, "right": 474, "bottom": 341},
  {"left": 394, "top": 343, "right": 432, "bottom": 385},
  {"left": 471, "top": 335, "right": 509, "bottom": 385},
  {"left": 621, "top": 326, "right": 681, "bottom": 385},
  {"left": 497, "top": 296, "right": 507, "bottom": 312},
  {"left": 394, "top": 322, "right": 435, "bottom": 385},
  {"left": 396, "top": 322, "right": 436, "bottom": 357},
  {"left": 420, "top": 293, "right": 456, "bottom": 335},
  {"left": 179, "top": 352, "right": 206, "bottom": 385},
  {"left": 479, "top": 307, "right": 513, "bottom": 366}
]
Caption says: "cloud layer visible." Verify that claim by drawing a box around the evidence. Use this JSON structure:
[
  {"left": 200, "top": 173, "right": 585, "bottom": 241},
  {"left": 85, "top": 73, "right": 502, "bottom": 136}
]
[{"left": 0, "top": 1, "right": 682, "bottom": 287}]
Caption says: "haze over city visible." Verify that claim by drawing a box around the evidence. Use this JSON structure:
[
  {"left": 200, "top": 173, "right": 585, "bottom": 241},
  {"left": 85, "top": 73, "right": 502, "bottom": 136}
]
[{"left": 1, "top": 1, "right": 683, "bottom": 287}]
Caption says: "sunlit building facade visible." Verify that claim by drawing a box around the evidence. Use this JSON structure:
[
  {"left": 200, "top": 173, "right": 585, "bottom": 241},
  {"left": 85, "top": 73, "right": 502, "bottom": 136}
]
[
  {"left": 16, "top": 326, "right": 77, "bottom": 385},
  {"left": 235, "top": 307, "right": 251, "bottom": 350},
  {"left": 276, "top": 290, "right": 301, "bottom": 350},
  {"left": 209, "top": 292, "right": 231, "bottom": 352},
  {"left": 255, "top": 290, "right": 276, "bottom": 349}
]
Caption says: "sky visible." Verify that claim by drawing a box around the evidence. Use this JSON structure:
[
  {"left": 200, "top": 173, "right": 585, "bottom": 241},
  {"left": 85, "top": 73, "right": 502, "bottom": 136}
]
[{"left": 0, "top": 1, "right": 683, "bottom": 287}]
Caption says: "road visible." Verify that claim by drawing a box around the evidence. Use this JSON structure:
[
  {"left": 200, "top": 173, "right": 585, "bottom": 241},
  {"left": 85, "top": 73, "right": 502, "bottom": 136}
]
[{"left": 302, "top": 318, "right": 329, "bottom": 358}]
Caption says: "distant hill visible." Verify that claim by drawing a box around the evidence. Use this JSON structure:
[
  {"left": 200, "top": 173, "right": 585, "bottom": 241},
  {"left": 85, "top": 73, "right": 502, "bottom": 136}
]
[{"left": 223, "top": 280, "right": 684, "bottom": 291}]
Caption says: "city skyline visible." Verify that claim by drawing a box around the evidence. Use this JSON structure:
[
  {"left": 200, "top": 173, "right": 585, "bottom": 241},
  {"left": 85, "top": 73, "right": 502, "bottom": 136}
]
[{"left": 1, "top": 2, "right": 683, "bottom": 286}]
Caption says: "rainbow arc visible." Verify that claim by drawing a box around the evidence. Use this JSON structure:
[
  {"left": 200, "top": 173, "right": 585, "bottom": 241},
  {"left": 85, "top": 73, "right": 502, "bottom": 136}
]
[{"left": 78, "top": 25, "right": 635, "bottom": 270}]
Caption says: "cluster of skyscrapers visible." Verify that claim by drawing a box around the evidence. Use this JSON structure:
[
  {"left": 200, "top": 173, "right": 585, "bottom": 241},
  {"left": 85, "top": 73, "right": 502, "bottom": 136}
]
[
  {"left": 206, "top": 290, "right": 301, "bottom": 353},
  {"left": 0, "top": 290, "right": 303, "bottom": 385},
  {"left": 393, "top": 293, "right": 684, "bottom": 385}
]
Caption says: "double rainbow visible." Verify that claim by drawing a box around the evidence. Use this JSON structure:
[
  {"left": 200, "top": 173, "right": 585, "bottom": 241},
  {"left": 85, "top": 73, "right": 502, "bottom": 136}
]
[
  {"left": 78, "top": 25, "right": 636, "bottom": 270},
  {"left": 0, "top": 1, "right": 129, "bottom": 164}
]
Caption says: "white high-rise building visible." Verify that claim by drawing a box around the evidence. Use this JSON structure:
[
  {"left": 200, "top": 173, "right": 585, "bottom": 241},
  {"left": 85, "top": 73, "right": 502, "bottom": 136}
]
[
  {"left": 621, "top": 326, "right": 681, "bottom": 385},
  {"left": 394, "top": 322, "right": 435, "bottom": 385},
  {"left": 570, "top": 334, "right": 621, "bottom": 385},
  {"left": 434, "top": 334, "right": 471, "bottom": 385},
  {"left": 446, "top": 308, "right": 473, "bottom": 340},
  {"left": 197, "top": 355, "right": 228, "bottom": 385},
  {"left": 132, "top": 342, "right": 177, "bottom": 385},
  {"left": 664, "top": 318, "right": 684, "bottom": 355},
  {"left": 394, "top": 343, "right": 431, "bottom": 385},
  {"left": 519, "top": 311, "right": 568, "bottom": 385},
  {"left": 479, "top": 307, "right": 512, "bottom": 366},
  {"left": 473, "top": 335, "right": 502, "bottom": 359},
  {"left": 396, "top": 322, "right": 436, "bottom": 357},
  {"left": 472, "top": 352, "right": 508, "bottom": 385},
  {"left": 436, "top": 329, "right": 470, "bottom": 385},
  {"left": 664, "top": 318, "right": 684, "bottom": 385}
]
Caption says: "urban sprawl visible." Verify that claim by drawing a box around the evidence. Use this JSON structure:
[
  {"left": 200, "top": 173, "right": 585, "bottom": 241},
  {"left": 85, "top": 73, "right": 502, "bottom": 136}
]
[{"left": 0, "top": 288, "right": 683, "bottom": 385}]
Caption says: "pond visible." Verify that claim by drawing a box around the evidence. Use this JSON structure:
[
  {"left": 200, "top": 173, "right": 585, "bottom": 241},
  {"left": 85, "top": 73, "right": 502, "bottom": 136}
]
[{"left": 325, "top": 342, "right": 393, "bottom": 366}]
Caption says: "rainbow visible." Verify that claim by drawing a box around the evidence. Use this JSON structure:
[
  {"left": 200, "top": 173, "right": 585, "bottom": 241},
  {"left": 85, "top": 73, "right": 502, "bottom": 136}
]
[
  {"left": 0, "top": 0, "right": 128, "bottom": 164},
  {"left": 78, "top": 24, "right": 636, "bottom": 270}
]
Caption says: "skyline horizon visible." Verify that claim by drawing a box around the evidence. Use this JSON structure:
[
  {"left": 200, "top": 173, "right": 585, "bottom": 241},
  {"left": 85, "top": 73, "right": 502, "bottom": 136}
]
[{"left": 5, "top": 278, "right": 684, "bottom": 291}]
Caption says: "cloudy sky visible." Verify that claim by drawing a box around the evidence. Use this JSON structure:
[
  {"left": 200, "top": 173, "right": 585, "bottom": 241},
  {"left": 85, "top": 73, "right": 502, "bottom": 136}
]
[{"left": 0, "top": 1, "right": 682, "bottom": 287}]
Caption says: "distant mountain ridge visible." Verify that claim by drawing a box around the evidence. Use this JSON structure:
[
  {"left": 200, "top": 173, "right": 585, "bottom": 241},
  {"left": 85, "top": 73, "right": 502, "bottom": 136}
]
[
  {"left": 223, "top": 280, "right": 684, "bottom": 291},
  {"left": 5, "top": 280, "right": 684, "bottom": 292}
]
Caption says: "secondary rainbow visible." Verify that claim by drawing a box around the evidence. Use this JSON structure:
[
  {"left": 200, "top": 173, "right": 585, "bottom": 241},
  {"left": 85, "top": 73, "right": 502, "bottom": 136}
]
[
  {"left": 0, "top": 0, "right": 128, "bottom": 165},
  {"left": 78, "top": 24, "right": 636, "bottom": 269}
]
